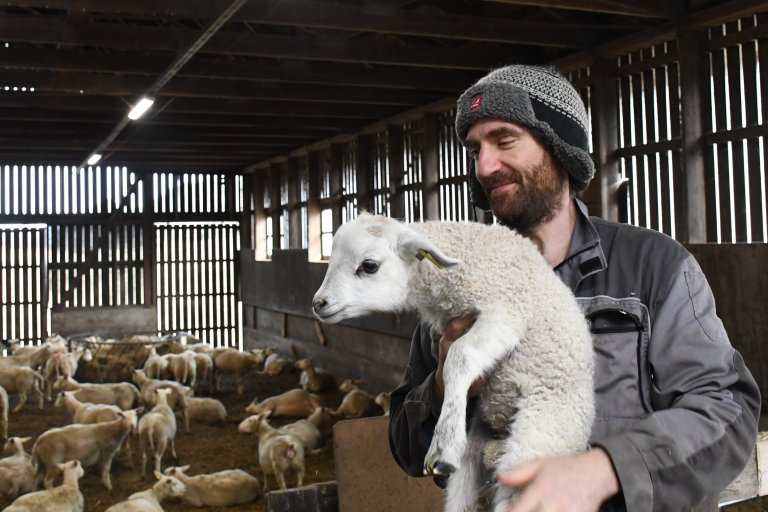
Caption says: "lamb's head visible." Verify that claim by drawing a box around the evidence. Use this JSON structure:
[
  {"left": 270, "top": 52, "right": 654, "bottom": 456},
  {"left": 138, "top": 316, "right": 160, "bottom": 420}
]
[{"left": 312, "top": 213, "right": 461, "bottom": 323}]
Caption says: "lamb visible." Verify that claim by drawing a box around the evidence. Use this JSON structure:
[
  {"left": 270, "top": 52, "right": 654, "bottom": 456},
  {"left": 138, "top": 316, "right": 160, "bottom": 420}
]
[
  {"left": 32, "top": 408, "right": 140, "bottom": 490},
  {"left": 191, "top": 352, "right": 214, "bottom": 394},
  {"left": 331, "top": 381, "right": 374, "bottom": 419},
  {"left": 0, "top": 385, "right": 8, "bottom": 438},
  {"left": 0, "top": 437, "right": 37, "bottom": 498},
  {"left": 242, "top": 421, "right": 305, "bottom": 492},
  {"left": 374, "top": 391, "right": 391, "bottom": 415},
  {"left": 245, "top": 388, "right": 323, "bottom": 418},
  {"left": 238, "top": 405, "right": 328, "bottom": 452},
  {"left": 3, "top": 459, "right": 84, "bottom": 512},
  {"left": 131, "top": 370, "right": 191, "bottom": 433},
  {"left": 183, "top": 397, "right": 227, "bottom": 425},
  {"left": 261, "top": 352, "right": 294, "bottom": 376},
  {"left": 0, "top": 343, "right": 57, "bottom": 370},
  {"left": 137, "top": 388, "right": 177, "bottom": 478},
  {"left": 103, "top": 471, "right": 186, "bottom": 512},
  {"left": 211, "top": 347, "right": 266, "bottom": 394},
  {"left": 0, "top": 366, "right": 44, "bottom": 412},
  {"left": 141, "top": 347, "right": 169, "bottom": 380},
  {"left": 165, "top": 350, "right": 197, "bottom": 388},
  {"left": 294, "top": 358, "right": 335, "bottom": 392},
  {"left": 312, "top": 214, "right": 595, "bottom": 512},
  {"left": 52, "top": 376, "right": 141, "bottom": 411},
  {"left": 162, "top": 465, "right": 261, "bottom": 507},
  {"left": 43, "top": 346, "right": 92, "bottom": 401}
]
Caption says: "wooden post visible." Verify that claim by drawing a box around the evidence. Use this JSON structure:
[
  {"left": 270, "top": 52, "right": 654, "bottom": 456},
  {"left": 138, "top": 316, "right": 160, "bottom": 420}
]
[
  {"left": 307, "top": 151, "right": 322, "bottom": 261},
  {"left": 269, "top": 162, "right": 283, "bottom": 254},
  {"left": 330, "top": 143, "right": 344, "bottom": 231},
  {"left": 141, "top": 170, "right": 155, "bottom": 307},
  {"left": 287, "top": 158, "right": 302, "bottom": 249},
  {"left": 592, "top": 59, "right": 621, "bottom": 222},
  {"left": 356, "top": 134, "right": 373, "bottom": 214},
  {"left": 240, "top": 173, "right": 254, "bottom": 250},
  {"left": 387, "top": 125, "right": 405, "bottom": 220},
  {"left": 678, "top": 30, "right": 709, "bottom": 243},
  {"left": 422, "top": 112, "right": 440, "bottom": 220}
]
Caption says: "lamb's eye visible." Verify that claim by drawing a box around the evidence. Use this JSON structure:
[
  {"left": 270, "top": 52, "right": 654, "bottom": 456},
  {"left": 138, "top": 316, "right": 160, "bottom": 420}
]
[{"left": 357, "top": 259, "right": 379, "bottom": 275}]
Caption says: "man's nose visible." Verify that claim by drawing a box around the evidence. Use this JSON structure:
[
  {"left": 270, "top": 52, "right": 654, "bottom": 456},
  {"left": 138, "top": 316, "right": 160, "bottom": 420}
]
[{"left": 474, "top": 146, "right": 501, "bottom": 180}]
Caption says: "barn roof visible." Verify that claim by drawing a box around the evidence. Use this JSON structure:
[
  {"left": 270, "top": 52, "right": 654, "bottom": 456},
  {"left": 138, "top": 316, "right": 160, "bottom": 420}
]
[{"left": 0, "top": 0, "right": 762, "bottom": 172}]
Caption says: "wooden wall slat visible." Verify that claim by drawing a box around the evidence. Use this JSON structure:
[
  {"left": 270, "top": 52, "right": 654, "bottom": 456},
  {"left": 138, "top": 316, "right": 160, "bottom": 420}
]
[
  {"left": 727, "top": 43, "right": 748, "bottom": 242},
  {"left": 710, "top": 46, "right": 731, "bottom": 241}
]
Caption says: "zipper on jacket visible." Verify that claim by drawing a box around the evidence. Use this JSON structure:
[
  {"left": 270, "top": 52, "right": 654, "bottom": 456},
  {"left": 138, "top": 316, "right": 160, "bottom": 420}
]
[{"left": 587, "top": 307, "right": 645, "bottom": 335}]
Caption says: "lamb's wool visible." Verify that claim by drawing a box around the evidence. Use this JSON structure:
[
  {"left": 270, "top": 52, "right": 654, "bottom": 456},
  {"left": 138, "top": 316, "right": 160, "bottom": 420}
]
[{"left": 314, "top": 215, "right": 595, "bottom": 512}]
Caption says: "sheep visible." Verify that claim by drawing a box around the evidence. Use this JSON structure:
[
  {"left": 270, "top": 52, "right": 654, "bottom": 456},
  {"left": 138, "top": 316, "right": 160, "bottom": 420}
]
[
  {"left": 182, "top": 397, "right": 227, "bottom": 425},
  {"left": 137, "top": 388, "right": 177, "bottom": 478},
  {"left": 54, "top": 391, "right": 122, "bottom": 424},
  {"left": 261, "top": 352, "right": 294, "bottom": 376},
  {"left": 294, "top": 358, "right": 335, "bottom": 393},
  {"left": 32, "top": 408, "right": 140, "bottom": 490},
  {"left": 43, "top": 347, "right": 92, "bottom": 401},
  {"left": 238, "top": 406, "right": 328, "bottom": 453},
  {"left": 165, "top": 350, "right": 197, "bottom": 388},
  {"left": 131, "top": 370, "right": 191, "bottom": 433},
  {"left": 103, "top": 471, "right": 186, "bottom": 512},
  {"left": 141, "top": 347, "right": 169, "bottom": 380},
  {"left": 3, "top": 459, "right": 84, "bottom": 512},
  {"left": 331, "top": 381, "right": 374, "bottom": 419},
  {"left": 375, "top": 391, "right": 391, "bottom": 415},
  {"left": 211, "top": 347, "right": 265, "bottom": 395},
  {"left": 0, "top": 366, "right": 44, "bottom": 412},
  {"left": 52, "top": 376, "right": 141, "bottom": 411},
  {"left": 0, "top": 437, "right": 37, "bottom": 498},
  {"left": 162, "top": 465, "right": 261, "bottom": 507},
  {"left": 53, "top": 391, "right": 135, "bottom": 463},
  {"left": 0, "top": 385, "right": 8, "bottom": 438},
  {"left": 245, "top": 388, "right": 323, "bottom": 418},
  {"left": 240, "top": 418, "right": 305, "bottom": 492},
  {"left": 190, "top": 352, "right": 214, "bottom": 394},
  {"left": 0, "top": 343, "right": 57, "bottom": 370},
  {"left": 312, "top": 213, "right": 595, "bottom": 512}
]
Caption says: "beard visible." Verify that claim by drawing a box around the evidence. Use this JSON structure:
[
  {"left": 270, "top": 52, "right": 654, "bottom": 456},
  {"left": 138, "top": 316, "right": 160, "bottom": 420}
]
[{"left": 480, "top": 153, "right": 568, "bottom": 232}]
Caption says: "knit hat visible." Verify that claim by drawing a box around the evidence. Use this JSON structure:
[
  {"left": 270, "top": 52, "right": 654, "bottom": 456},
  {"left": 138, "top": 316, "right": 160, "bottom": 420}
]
[{"left": 455, "top": 65, "right": 594, "bottom": 210}]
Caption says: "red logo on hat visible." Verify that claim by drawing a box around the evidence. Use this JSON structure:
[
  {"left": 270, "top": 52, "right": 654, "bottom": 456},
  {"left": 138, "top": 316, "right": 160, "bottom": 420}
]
[{"left": 469, "top": 94, "right": 483, "bottom": 111}]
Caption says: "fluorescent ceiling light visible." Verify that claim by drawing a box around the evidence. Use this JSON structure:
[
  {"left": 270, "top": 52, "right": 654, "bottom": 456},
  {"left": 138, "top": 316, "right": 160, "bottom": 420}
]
[
  {"left": 127, "top": 97, "right": 154, "bottom": 120},
  {"left": 87, "top": 153, "right": 102, "bottom": 166}
]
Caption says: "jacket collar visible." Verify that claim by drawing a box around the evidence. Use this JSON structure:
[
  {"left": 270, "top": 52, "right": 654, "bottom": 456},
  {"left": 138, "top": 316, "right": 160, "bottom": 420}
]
[{"left": 553, "top": 198, "right": 606, "bottom": 291}]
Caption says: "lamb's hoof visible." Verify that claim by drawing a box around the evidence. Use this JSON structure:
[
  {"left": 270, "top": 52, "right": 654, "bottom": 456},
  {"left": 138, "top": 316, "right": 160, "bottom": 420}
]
[{"left": 423, "top": 460, "right": 456, "bottom": 476}]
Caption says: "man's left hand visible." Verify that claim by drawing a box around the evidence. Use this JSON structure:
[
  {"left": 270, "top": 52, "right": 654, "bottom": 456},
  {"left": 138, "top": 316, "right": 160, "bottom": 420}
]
[{"left": 498, "top": 448, "right": 620, "bottom": 512}]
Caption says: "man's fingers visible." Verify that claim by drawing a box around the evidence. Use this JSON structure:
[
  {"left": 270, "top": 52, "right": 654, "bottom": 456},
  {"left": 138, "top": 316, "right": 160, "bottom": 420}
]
[{"left": 497, "top": 460, "right": 541, "bottom": 487}]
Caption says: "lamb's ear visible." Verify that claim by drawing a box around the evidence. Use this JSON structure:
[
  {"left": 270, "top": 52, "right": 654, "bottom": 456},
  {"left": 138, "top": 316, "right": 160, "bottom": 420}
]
[{"left": 396, "top": 228, "right": 462, "bottom": 269}]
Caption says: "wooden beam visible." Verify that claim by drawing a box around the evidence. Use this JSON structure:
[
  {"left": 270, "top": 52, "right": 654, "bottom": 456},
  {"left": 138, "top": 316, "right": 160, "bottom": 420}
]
[
  {"left": 3, "top": 0, "right": 615, "bottom": 47},
  {"left": 478, "top": 0, "right": 686, "bottom": 19},
  {"left": 592, "top": 59, "right": 621, "bottom": 222},
  {"left": 422, "top": 113, "right": 440, "bottom": 221}
]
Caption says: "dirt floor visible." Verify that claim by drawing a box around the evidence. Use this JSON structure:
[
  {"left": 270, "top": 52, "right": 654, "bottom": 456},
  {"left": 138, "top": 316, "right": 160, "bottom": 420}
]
[{"left": 0, "top": 368, "right": 367, "bottom": 512}]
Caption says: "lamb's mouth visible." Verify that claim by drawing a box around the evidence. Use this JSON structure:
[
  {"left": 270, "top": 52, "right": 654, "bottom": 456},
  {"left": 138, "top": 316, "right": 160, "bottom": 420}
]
[{"left": 315, "top": 306, "right": 346, "bottom": 322}]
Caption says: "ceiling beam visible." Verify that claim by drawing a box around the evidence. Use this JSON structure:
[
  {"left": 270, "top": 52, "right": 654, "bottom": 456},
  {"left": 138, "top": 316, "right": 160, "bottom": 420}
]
[
  {"left": 0, "top": 69, "right": 447, "bottom": 105},
  {"left": 478, "top": 0, "right": 686, "bottom": 19},
  {"left": 0, "top": 16, "right": 540, "bottom": 70},
  {"left": 1, "top": 0, "right": 625, "bottom": 47},
  {"left": 0, "top": 47, "right": 482, "bottom": 91}
]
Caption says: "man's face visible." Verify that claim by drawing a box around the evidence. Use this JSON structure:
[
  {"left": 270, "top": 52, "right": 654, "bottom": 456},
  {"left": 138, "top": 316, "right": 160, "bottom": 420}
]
[{"left": 465, "top": 119, "right": 569, "bottom": 231}]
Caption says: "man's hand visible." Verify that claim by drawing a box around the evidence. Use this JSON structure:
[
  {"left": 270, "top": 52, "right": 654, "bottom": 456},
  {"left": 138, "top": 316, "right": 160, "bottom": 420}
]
[
  {"left": 434, "top": 315, "right": 484, "bottom": 401},
  {"left": 498, "top": 448, "right": 620, "bottom": 512}
]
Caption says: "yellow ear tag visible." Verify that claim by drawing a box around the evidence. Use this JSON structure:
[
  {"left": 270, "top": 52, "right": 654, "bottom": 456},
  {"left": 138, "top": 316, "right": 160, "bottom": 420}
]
[{"left": 417, "top": 249, "right": 445, "bottom": 270}]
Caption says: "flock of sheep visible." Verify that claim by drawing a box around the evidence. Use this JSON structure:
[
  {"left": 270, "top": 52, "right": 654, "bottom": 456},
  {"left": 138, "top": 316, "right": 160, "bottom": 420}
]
[{"left": 0, "top": 333, "right": 391, "bottom": 512}]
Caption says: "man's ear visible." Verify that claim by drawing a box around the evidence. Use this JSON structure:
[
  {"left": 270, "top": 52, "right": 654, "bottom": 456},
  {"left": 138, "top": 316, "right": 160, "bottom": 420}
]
[{"left": 396, "top": 227, "right": 462, "bottom": 269}]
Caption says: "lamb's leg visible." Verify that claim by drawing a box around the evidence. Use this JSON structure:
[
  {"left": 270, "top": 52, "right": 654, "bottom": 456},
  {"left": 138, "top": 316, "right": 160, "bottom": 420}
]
[
  {"left": 12, "top": 391, "right": 27, "bottom": 413},
  {"left": 273, "top": 461, "right": 287, "bottom": 490},
  {"left": 491, "top": 395, "right": 593, "bottom": 512},
  {"left": 424, "top": 309, "right": 524, "bottom": 476},
  {"left": 139, "top": 437, "right": 148, "bottom": 478},
  {"left": 100, "top": 455, "right": 114, "bottom": 490}
]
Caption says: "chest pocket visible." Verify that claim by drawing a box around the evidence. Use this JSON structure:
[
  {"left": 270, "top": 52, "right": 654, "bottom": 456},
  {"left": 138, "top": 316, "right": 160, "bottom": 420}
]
[{"left": 577, "top": 296, "right": 652, "bottom": 425}]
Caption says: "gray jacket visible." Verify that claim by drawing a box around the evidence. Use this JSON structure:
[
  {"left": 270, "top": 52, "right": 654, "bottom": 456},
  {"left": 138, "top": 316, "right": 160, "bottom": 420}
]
[{"left": 388, "top": 199, "right": 760, "bottom": 511}]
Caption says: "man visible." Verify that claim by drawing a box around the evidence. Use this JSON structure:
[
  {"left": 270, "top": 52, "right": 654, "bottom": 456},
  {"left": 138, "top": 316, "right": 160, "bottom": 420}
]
[{"left": 388, "top": 64, "right": 761, "bottom": 511}]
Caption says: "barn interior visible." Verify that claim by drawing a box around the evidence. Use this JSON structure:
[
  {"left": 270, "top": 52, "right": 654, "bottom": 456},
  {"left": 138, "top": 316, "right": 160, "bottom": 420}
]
[{"left": 1, "top": 1, "right": 767, "bottom": 511}]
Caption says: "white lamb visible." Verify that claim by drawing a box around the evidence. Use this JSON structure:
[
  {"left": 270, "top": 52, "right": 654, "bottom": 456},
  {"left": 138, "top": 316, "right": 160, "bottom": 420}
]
[
  {"left": 312, "top": 214, "right": 595, "bottom": 512},
  {"left": 104, "top": 471, "right": 186, "bottom": 512},
  {"left": 3, "top": 459, "right": 85, "bottom": 512},
  {"left": 0, "top": 437, "right": 37, "bottom": 498},
  {"left": 162, "top": 465, "right": 261, "bottom": 507}
]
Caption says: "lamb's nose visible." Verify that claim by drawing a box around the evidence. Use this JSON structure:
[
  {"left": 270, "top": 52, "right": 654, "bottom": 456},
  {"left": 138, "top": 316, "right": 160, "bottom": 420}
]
[{"left": 312, "top": 298, "right": 327, "bottom": 313}]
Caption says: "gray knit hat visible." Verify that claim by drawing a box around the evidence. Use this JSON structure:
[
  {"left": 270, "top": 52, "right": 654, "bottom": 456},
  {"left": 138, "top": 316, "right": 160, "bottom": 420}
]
[{"left": 456, "top": 65, "right": 594, "bottom": 208}]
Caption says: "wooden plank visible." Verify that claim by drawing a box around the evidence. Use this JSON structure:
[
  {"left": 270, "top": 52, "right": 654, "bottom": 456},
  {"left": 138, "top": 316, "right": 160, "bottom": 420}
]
[
  {"left": 727, "top": 43, "right": 748, "bottom": 242},
  {"left": 710, "top": 45, "right": 731, "bottom": 241}
]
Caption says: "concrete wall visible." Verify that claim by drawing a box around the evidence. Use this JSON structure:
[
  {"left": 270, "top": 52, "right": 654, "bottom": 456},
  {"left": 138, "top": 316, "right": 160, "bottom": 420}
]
[
  {"left": 240, "top": 244, "right": 768, "bottom": 405},
  {"left": 51, "top": 306, "right": 157, "bottom": 338}
]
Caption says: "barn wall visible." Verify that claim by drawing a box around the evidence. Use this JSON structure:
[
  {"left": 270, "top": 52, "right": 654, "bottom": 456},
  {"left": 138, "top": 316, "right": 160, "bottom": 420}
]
[
  {"left": 239, "top": 249, "right": 418, "bottom": 390},
  {"left": 242, "top": 245, "right": 768, "bottom": 403}
]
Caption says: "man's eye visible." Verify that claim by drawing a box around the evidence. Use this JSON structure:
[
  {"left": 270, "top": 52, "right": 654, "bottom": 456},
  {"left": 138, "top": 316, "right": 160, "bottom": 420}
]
[{"left": 357, "top": 260, "right": 379, "bottom": 275}]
